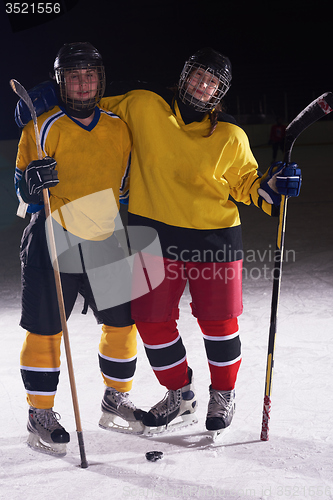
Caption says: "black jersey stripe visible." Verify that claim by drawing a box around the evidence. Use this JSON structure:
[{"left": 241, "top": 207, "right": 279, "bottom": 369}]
[
  {"left": 144, "top": 337, "right": 186, "bottom": 369},
  {"left": 203, "top": 335, "right": 241, "bottom": 364},
  {"left": 128, "top": 213, "right": 243, "bottom": 262},
  {"left": 20, "top": 368, "right": 60, "bottom": 393},
  {"left": 98, "top": 355, "right": 136, "bottom": 381}
]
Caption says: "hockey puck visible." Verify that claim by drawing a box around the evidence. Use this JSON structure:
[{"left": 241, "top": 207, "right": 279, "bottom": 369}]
[{"left": 145, "top": 451, "right": 163, "bottom": 462}]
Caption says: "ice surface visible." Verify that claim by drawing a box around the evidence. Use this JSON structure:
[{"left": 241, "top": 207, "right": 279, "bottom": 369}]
[{"left": 1, "top": 144, "right": 332, "bottom": 499}]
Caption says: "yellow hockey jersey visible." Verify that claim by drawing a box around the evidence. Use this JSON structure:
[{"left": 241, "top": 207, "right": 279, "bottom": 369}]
[
  {"left": 16, "top": 106, "right": 131, "bottom": 240},
  {"left": 100, "top": 89, "right": 273, "bottom": 232}
]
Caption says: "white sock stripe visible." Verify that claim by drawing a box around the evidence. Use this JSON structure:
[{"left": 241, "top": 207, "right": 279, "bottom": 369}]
[
  {"left": 20, "top": 365, "right": 60, "bottom": 372},
  {"left": 203, "top": 332, "right": 239, "bottom": 342},
  {"left": 26, "top": 390, "right": 57, "bottom": 396},
  {"left": 102, "top": 373, "right": 133, "bottom": 383},
  {"left": 98, "top": 353, "right": 137, "bottom": 363},
  {"left": 151, "top": 355, "right": 187, "bottom": 372},
  {"left": 144, "top": 335, "right": 181, "bottom": 350},
  {"left": 208, "top": 355, "right": 242, "bottom": 367},
  {"left": 277, "top": 175, "right": 299, "bottom": 180}
]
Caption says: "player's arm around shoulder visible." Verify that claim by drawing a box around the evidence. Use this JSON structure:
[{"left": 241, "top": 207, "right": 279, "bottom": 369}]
[
  {"left": 100, "top": 90, "right": 140, "bottom": 124},
  {"left": 100, "top": 95, "right": 126, "bottom": 115}
]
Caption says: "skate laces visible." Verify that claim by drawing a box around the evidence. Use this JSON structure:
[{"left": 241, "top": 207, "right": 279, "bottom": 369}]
[
  {"left": 207, "top": 389, "right": 234, "bottom": 418},
  {"left": 150, "top": 389, "right": 181, "bottom": 418},
  {"left": 34, "top": 408, "right": 63, "bottom": 431},
  {"left": 107, "top": 389, "right": 136, "bottom": 410}
]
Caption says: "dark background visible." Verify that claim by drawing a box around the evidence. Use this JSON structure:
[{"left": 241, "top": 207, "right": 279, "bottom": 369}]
[{"left": 1, "top": 0, "right": 332, "bottom": 139}]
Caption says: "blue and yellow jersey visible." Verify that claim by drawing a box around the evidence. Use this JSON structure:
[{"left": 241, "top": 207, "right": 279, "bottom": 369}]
[{"left": 15, "top": 106, "right": 131, "bottom": 239}]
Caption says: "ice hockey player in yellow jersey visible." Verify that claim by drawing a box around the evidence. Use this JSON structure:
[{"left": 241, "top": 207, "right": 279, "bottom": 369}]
[
  {"left": 15, "top": 42, "right": 145, "bottom": 456},
  {"left": 99, "top": 48, "right": 302, "bottom": 438}
]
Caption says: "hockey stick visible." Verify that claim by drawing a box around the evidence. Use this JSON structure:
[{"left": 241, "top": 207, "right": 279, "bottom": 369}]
[
  {"left": 260, "top": 92, "right": 333, "bottom": 441},
  {"left": 10, "top": 80, "right": 88, "bottom": 468}
]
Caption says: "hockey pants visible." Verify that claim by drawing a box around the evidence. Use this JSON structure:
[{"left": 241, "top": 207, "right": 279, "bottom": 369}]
[{"left": 132, "top": 258, "right": 242, "bottom": 392}]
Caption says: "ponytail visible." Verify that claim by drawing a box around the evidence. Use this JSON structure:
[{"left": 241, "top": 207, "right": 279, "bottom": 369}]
[{"left": 206, "top": 109, "right": 218, "bottom": 137}]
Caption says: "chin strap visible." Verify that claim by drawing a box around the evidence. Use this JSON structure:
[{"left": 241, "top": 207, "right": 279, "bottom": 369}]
[{"left": 60, "top": 100, "right": 96, "bottom": 119}]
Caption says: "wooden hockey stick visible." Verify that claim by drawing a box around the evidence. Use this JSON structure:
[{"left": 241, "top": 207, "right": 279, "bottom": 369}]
[
  {"left": 10, "top": 79, "right": 88, "bottom": 467},
  {"left": 260, "top": 91, "right": 333, "bottom": 441}
]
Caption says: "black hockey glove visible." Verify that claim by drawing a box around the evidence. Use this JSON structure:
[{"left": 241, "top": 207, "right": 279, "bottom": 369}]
[{"left": 19, "top": 156, "right": 59, "bottom": 204}]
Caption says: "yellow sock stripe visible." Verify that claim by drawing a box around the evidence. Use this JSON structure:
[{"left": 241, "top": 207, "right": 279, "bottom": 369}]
[
  {"left": 99, "top": 324, "right": 137, "bottom": 360},
  {"left": 26, "top": 394, "right": 56, "bottom": 410},
  {"left": 20, "top": 331, "right": 62, "bottom": 369}
]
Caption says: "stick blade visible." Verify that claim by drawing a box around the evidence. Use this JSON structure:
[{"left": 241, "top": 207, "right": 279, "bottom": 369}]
[
  {"left": 10, "top": 78, "right": 29, "bottom": 100},
  {"left": 284, "top": 91, "right": 333, "bottom": 161},
  {"left": 9, "top": 78, "right": 38, "bottom": 123},
  {"left": 321, "top": 91, "right": 333, "bottom": 109},
  {"left": 9, "top": 79, "right": 18, "bottom": 93}
]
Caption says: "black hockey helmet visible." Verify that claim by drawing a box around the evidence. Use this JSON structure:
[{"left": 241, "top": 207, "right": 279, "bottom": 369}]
[
  {"left": 178, "top": 47, "right": 232, "bottom": 112},
  {"left": 54, "top": 42, "right": 106, "bottom": 117},
  {"left": 54, "top": 42, "right": 104, "bottom": 71}
]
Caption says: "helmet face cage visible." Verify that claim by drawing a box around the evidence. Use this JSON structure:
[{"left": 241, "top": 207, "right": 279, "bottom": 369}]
[
  {"left": 55, "top": 63, "right": 106, "bottom": 112},
  {"left": 178, "top": 60, "right": 231, "bottom": 112}
]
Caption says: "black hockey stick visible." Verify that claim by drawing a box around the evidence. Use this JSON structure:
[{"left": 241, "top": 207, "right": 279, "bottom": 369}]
[
  {"left": 260, "top": 92, "right": 333, "bottom": 441},
  {"left": 10, "top": 79, "right": 88, "bottom": 468}
]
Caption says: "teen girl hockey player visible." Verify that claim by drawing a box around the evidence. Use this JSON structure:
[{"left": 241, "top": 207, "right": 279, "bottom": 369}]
[
  {"left": 100, "top": 48, "right": 301, "bottom": 437},
  {"left": 14, "top": 42, "right": 146, "bottom": 456},
  {"left": 15, "top": 47, "right": 301, "bottom": 439}
]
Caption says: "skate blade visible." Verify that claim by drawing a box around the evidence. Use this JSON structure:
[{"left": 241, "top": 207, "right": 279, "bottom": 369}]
[
  {"left": 207, "top": 426, "right": 230, "bottom": 442},
  {"left": 27, "top": 432, "right": 67, "bottom": 456},
  {"left": 143, "top": 413, "right": 198, "bottom": 437},
  {"left": 99, "top": 412, "right": 144, "bottom": 435}
]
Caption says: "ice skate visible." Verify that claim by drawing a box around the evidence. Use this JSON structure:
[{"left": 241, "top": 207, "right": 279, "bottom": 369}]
[
  {"left": 27, "top": 407, "right": 70, "bottom": 456},
  {"left": 206, "top": 387, "right": 235, "bottom": 441},
  {"left": 99, "top": 387, "right": 146, "bottom": 435},
  {"left": 143, "top": 371, "right": 198, "bottom": 436}
]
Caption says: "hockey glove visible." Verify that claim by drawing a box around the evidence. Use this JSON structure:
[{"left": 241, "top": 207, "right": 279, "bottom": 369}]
[
  {"left": 19, "top": 157, "right": 59, "bottom": 204},
  {"left": 258, "top": 161, "right": 302, "bottom": 206},
  {"left": 15, "top": 81, "right": 58, "bottom": 128},
  {"left": 276, "top": 162, "right": 302, "bottom": 197}
]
